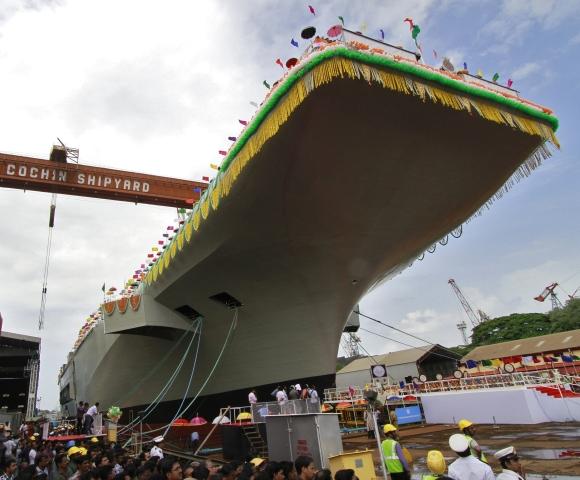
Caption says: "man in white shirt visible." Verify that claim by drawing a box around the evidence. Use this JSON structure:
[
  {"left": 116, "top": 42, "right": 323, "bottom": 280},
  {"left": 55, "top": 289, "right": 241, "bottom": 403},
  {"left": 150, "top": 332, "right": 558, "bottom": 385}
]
[
  {"left": 248, "top": 390, "right": 257, "bottom": 404},
  {"left": 276, "top": 388, "right": 288, "bottom": 405},
  {"left": 448, "top": 434, "right": 495, "bottom": 480},
  {"left": 495, "top": 447, "right": 524, "bottom": 480},
  {"left": 309, "top": 386, "right": 319, "bottom": 404},
  {"left": 150, "top": 436, "right": 164, "bottom": 459},
  {"left": 84, "top": 402, "right": 99, "bottom": 434}
]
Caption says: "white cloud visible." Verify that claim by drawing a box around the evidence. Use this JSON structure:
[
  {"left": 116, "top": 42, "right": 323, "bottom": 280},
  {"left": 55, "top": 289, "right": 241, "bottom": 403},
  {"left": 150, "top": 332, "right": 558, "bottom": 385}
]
[{"left": 510, "top": 62, "right": 541, "bottom": 81}]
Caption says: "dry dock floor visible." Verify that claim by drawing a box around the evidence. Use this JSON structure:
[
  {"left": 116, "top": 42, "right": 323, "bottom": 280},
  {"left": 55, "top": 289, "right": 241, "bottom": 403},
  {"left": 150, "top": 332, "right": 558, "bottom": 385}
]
[{"left": 341, "top": 423, "right": 580, "bottom": 476}]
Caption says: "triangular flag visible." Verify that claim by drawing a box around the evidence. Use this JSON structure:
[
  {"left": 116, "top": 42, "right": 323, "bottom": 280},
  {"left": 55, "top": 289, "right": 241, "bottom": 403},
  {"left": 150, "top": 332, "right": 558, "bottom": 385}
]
[
  {"left": 275, "top": 58, "right": 284, "bottom": 69},
  {"left": 263, "top": 80, "right": 270, "bottom": 89},
  {"left": 492, "top": 72, "right": 499, "bottom": 82},
  {"left": 476, "top": 69, "right": 483, "bottom": 78},
  {"left": 379, "top": 29, "right": 385, "bottom": 40},
  {"left": 218, "top": 150, "right": 227, "bottom": 155},
  {"left": 101, "top": 283, "right": 106, "bottom": 293},
  {"left": 338, "top": 16, "right": 344, "bottom": 25},
  {"left": 463, "top": 62, "right": 467, "bottom": 70},
  {"left": 210, "top": 163, "right": 220, "bottom": 170},
  {"left": 291, "top": 38, "right": 299, "bottom": 47},
  {"left": 308, "top": 5, "right": 315, "bottom": 15},
  {"left": 239, "top": 119, "right": 248, "bottom": 126},
  {"left": 250, "top": 101, "right": 258, "bottom": 108},
  {"left": 228, "top": 136, "right": 237, "bottom": 141},
  {"left": 507, "top": 79, "right": 513, "bottom": 88}
]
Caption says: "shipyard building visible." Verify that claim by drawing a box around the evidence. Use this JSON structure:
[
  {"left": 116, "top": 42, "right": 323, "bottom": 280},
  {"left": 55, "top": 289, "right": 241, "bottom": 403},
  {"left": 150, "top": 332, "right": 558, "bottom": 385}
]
[{"left": 0, "top": 330, "right": 41, "bottom": 425}]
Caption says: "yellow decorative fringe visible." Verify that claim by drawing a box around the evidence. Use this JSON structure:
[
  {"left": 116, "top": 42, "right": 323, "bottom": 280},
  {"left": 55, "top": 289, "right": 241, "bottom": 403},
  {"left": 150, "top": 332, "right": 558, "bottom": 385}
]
[{"left": 144, "top": 56, "right": 558, "bottom": 286}]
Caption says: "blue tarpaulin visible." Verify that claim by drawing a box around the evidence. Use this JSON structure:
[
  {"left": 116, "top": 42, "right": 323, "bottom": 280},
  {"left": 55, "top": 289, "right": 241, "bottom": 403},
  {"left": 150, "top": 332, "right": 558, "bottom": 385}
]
[{"left": 395, "top": 405, "right": 423, "bottom": 425}]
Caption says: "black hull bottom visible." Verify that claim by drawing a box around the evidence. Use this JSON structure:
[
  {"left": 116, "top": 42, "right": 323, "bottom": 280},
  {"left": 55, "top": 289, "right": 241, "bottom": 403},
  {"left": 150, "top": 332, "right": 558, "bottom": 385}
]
[{"left": 123, "top": 372, "right": 336, "bottom": 423}]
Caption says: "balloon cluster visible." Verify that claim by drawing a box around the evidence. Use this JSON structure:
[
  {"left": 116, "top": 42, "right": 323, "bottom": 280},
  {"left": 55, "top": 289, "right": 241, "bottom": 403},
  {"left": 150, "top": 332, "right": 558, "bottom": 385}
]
[{"left": 107, "top": 406, "right": 122, "bottom": 423}]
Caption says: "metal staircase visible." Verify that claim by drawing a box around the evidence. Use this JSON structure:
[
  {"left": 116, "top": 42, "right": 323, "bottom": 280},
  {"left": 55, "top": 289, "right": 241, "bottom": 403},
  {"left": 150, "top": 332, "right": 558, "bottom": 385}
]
[{"left": 240, "top": 424, "right": 268, "bottom": 458}]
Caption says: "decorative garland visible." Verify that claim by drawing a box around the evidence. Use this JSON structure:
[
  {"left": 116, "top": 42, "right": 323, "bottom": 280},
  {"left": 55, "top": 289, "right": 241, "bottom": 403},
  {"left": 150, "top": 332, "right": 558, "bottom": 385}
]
[{"left": 144, "top": 47, "right": 559, "bottom": 286}]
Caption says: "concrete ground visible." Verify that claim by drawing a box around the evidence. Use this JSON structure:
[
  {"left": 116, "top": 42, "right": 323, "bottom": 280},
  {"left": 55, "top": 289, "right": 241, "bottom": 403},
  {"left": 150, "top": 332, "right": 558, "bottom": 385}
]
[{"left": 342, "top": 423, "right": 580, "bottom": 477}]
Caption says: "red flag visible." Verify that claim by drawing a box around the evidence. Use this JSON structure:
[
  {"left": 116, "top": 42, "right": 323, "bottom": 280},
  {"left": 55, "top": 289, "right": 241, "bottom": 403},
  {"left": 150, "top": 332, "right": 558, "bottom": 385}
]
[
  {"left": 239, "top": 119, "right": 248, "bottom": 126},
  {"left": 218, "top": 150, "right": 227, "bottom": 155},
  {"left": 202, "top": 176, "right": 210, "bottom": 182},
  {"left": 275, "top": 58, "right": 284, "bottom": 69},
  {"left": 308, "top": 5, "right": 315, "bottom": 15}
]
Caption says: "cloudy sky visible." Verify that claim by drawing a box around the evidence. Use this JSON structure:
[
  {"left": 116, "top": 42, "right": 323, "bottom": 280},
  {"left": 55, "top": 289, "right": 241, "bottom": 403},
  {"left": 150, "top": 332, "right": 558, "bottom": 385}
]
[{"left": 0, "top": 0, "right": 578, "bottom": 409}]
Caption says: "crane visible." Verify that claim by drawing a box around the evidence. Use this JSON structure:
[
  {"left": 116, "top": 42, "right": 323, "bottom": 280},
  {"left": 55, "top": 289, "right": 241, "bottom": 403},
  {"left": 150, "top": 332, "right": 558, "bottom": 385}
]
[
  {"left": 448, "top": 278, "right": 489, "bottom": 344},
  {"left": 1, "top": 143, "right": 209, "bottom": 329},
  {"left": 534, "top": 282, "right": 564, "bottom": 310}
]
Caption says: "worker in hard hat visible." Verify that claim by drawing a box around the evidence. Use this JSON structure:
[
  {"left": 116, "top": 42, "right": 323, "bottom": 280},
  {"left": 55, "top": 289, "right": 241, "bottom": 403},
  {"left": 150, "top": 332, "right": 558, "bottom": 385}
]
[
  {"left": 495, "top": 447, "right": 525, "bottom": 480},
  {"left": 448, "top": 434, "right": 494, "bottom": 480},
  {"left": 422, "top": 451, "right": 451, "bottom": 480},
  {"left": 457, "top": 419, "right": 487, "bottom": 463},
  {"left": 381, "top": 424, "right": 410, "bottom": 480}
]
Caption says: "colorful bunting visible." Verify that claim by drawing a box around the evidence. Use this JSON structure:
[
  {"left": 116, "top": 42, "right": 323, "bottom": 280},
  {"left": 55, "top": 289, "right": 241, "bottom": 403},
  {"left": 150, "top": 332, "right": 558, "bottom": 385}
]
[
  {"left": 202, "top": 176, "right": 210, "bottom": 181},
  {"left": 210, "top": 163, "right": 219, "bottom": 170},
  {"left": 507, "top": 79, "right": 513, "bottom": 88},
  {"left": 379, "top": 29, "right": 385, "bottom": 40},
  {"left": 562, "top": 354, "right": 574, "bottom": 363},
  {"left": 476, "top": 69, "right": 483, "bottom": 78},
  {"left": 228, "top": 136, "right": 237, "bottom": 141},
  {"left": 250, "top": 101, "right": 259, "bottom": 108},
  {"left": 463, "top": 62, "right": 467, "bottom": 70},
  {"left": 291, "top": 38, "right": 299, "bottom": 47},
  {"left": 239, "top": 119, "right": 248, "bottom": 126},
  {"left": 338, "top": 16, "right": 344, "bottom": 25},
  {"left": 218, "top": 150, "right": 227, "bottom": 155},
  {"left": 263, "top": 80, "right": 270, "bottom": 89},
  {"left": 466, "top": 359, "right": 478, "bottom": 368},
  {"left": 275, "top": 58, "right": 284, "bottom": 69},
  {"left": 308, "top": 5, "right": 315, "bottom": 15},
  {"left": 492, "top": 72, "right": 499, "bottom": 82}
]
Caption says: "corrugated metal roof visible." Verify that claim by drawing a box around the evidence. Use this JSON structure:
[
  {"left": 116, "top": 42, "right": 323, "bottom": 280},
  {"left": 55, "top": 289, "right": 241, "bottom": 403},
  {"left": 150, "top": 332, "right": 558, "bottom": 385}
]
[
  {"left": 461, "top": 329, "right": 580, "bottom": 361},
  {"left": 0, "top": 330, "right": 41, "bottom": 344},
  {"left": 337, "top": 346, "right": 438, "bottom": 374}
]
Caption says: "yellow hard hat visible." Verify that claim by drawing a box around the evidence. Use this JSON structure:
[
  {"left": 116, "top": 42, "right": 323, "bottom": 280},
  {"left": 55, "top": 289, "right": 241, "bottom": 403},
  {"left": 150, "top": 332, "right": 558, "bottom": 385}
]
[
  {"left": 67, "top": 447, "right": 81, "bottom": 456},
  {"left": 383, "top": 423, "right": 397, "bottom": 434},
  {"left": 29, "top": 436, "right": 36, "bottom": 441},
  {"left": 427, "top": 450, "right": 447, "bottom": 475},
  {"left": 458, "top": 419, "right": 473, "bottom": 431},
  {"left": 90, "top": 437, "right": 99, "bottom": 443},
  {"left": 78, "top": 447, "right": 88, "bottom": 456}
]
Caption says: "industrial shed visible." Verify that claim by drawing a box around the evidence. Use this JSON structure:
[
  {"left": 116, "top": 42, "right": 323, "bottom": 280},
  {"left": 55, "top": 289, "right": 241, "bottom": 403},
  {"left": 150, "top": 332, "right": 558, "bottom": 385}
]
[{"left": 336, "top": 345, "right": 460, "bottom": 388}]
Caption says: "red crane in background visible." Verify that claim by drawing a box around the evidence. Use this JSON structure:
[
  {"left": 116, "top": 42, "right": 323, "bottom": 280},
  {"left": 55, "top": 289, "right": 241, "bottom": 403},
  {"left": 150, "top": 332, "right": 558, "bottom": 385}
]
[{"left": 534, "top": 282, "right": 578, "bottom": 310}]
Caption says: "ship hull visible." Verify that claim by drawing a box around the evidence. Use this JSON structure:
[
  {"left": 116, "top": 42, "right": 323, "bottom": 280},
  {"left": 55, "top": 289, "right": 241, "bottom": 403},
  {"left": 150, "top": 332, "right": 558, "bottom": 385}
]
[{"left": 60, "top": 52, "right": 554, "bottom": 422}]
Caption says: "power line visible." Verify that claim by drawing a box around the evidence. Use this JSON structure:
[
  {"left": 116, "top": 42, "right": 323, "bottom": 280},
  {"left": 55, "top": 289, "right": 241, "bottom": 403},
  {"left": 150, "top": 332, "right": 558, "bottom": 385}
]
[
  {"left": 359, "top": 327, "right": 461, "bottom": 363},
  {"left": 355, "top": 309, "right": 462, "bottom": 357}
]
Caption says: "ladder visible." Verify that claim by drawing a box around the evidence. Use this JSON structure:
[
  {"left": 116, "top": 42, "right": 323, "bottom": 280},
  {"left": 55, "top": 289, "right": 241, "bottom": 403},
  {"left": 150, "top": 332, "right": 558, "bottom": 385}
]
[{"left": 241, "top": 424, "right": 268, "bottom": 458}]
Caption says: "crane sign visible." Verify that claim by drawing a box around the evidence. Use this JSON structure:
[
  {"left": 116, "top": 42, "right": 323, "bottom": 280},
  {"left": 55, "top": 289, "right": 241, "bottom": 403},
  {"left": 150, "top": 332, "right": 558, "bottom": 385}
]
[{"left": 534, "top": 282, "right": 564, "bottom": 310}]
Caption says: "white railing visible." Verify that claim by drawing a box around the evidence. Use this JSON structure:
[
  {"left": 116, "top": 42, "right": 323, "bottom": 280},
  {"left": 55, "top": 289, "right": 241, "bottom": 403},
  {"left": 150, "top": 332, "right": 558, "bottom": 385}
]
[
  {"left": 323, "top": 386, "right": 365, "bottom": 402},
  {"left": 219, "top": 405, "right": 251, "bottom": 423},
  {"left": 251, "top": 399, "right": 321, "bottom": 422},
  {"left": 328, "top": 371, "right": 579, "bottom": 399}
]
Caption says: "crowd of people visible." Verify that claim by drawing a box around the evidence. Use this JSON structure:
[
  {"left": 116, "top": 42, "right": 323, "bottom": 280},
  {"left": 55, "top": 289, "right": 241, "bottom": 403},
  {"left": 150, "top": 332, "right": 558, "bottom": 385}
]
[
  {"left": 0, "top": 424, "right": 356, "bottom": 480},
  {"left": 0, "top": 415, "right": 526, "bottom": 480},
  {"left": 247, "top": 385, "right": 319, "bottom": 406}
]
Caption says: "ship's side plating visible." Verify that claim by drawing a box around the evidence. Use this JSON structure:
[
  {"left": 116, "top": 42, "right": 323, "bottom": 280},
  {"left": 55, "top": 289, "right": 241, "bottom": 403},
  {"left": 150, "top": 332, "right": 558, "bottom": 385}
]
[{"left": 60, "top": 51, "right": 557, "bottom": 421}]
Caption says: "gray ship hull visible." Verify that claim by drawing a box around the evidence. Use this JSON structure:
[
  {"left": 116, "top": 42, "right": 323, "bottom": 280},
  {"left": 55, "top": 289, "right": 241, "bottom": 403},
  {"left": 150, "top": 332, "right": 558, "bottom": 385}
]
[{"left": 59, "top": 51, "right": 556, "bottom": 421}]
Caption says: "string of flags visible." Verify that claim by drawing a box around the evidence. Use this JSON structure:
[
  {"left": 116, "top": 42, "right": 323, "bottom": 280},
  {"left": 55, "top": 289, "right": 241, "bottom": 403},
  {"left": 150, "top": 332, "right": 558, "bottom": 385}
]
[{"left": 464, "top": 353, "right": 580, "bottom": 369}]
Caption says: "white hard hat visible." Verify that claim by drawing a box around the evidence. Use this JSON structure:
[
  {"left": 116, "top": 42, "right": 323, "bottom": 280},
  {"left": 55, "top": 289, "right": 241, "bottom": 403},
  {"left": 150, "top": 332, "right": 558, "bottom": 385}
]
[
  {"left": 153, "top": 436, "right": 164, "bottom": 443},
  {"left": 449, "top": 433, "right": 470, "bottom": 453},
  {"left": 494, "top": 446, "right": 516, "bottom": 460}
]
